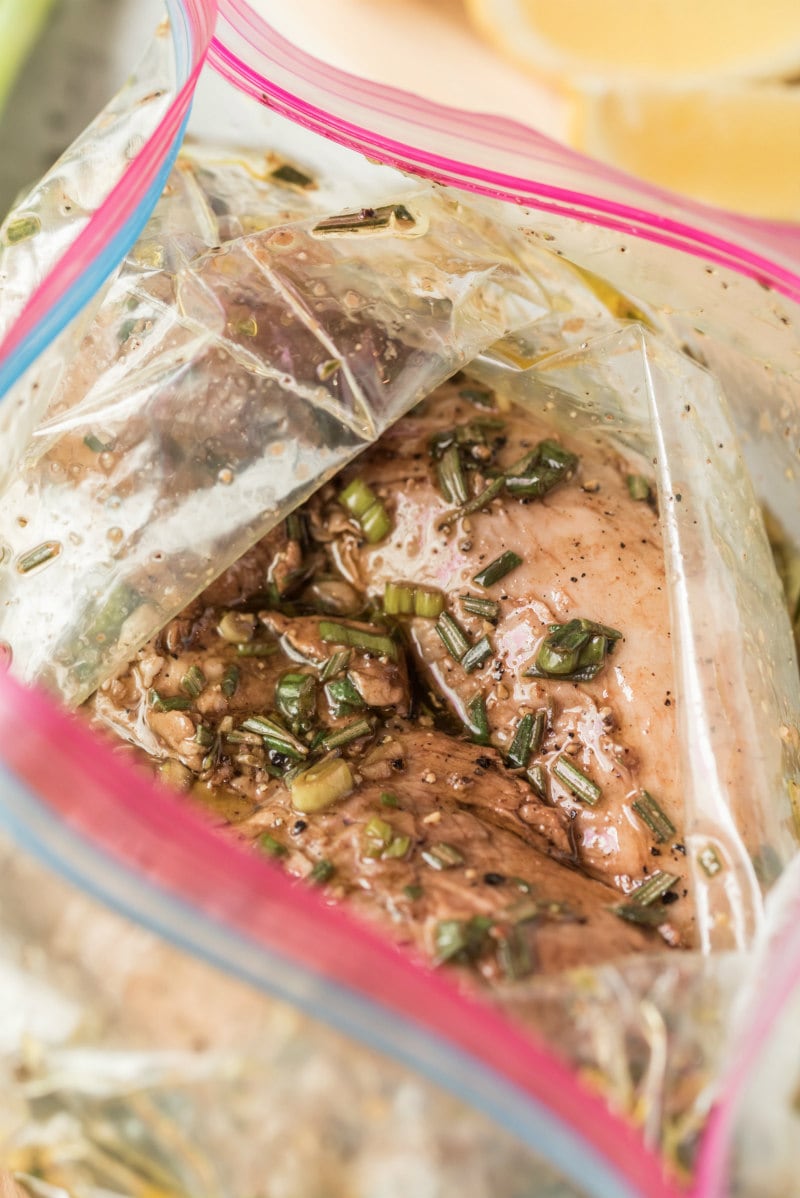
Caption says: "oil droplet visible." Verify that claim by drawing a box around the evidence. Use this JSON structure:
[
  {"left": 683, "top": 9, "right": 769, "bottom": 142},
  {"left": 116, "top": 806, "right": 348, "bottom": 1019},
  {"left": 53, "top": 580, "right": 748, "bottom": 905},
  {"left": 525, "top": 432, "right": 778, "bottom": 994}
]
[
  {"left": 267, "top": 228, "right": 295, "bottom": 249},
  {"left": 0, "top": 642, "right": 12, "bottom": 672},
  {"left": 107, "top": 526, "right": 124, "bottom": 544},
  {"left": 343, "top": 290, "right": 361, "bottom": 310},
  {"left": 217, "top": 468, "right": 234, "bottom": 485},
  {"left": 16, "top": 516, "right": 27, "bottom": 529},
  {"left": 99, "top": 452, "right": 115, "bottom": 471}
]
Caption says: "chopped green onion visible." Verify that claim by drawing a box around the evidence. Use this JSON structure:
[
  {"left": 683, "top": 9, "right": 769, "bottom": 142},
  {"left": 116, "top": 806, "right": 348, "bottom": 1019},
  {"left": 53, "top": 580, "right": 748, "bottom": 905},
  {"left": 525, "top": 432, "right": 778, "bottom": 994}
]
[
  {"left": 698, "top": 845, "right": 723, "bottom": 877},
  {"left": 276, "top": 672, "right": 317, "bottom": 727},
  {"left": 414, "top": 588, "right": 445, "bottom": 619},
  {"left": 236, "top": 641, "right": 279, "bottom": 658},
  {"left": 527, "top": 617, "right": 621, "bottom": 682},
  {"left": 290, "top": 756, "right": 354, "bottom": 813},
  {"left": 383, "top": 834, "right": 411, "bottom": 859},
  {"left": 504, "top": 439, "right": 578, "bottom": 499},
  {"left": 217, "top": 611, "right": 256, "bottom": 643},
  {"left": 321, "top": 717, "right": 373, "bottom": 750},
  {"left": 632, "top": 792, "right": 675, "bottom": 843},
  {"left": 611, "top": 903, "right": 665, "bottom": 927},
  {"left": 241, "top": 715, "right": 309, "bottom": 760},
  {"left": 507, "top": 714, "right": 535, "bottom": 770},
  {"left": 473, "top": 551, "right": 522, "bottom": 589},
  {"left": 312, "top": 203, "right": 416, "bottom": 236},
  {"left": 285, "top": 509, "right": 308, "bottom": 546},
  {"left": 339, "top": 478, "right": 376, "bottom": 519},
  {"left": 530, "top": 710, "right": 546, "bottom": 755},
  {"left": 496, "top": 927, "right": 532, "bottom": 981},
  {"left": 464, "top": 693, "right": 490, "bottom": 744},
  {"left": 384, "top": 581, "right": 415, "bottom": 615},
  {"left": 434, "top": 915, "right": 492, "bottom": 964},
  {"left": 319, "top": 649, "right": 352, "bottom": 681},
  {"left": 148, "top": 690, "right": 191, "bottom": 713},
  {"left": 552, "top": 756, "right": 601, "bottom": 805},
  {"left": 258, "top": 833, "right": 287, "bottom": 858},
  {"left": 180, "top": 664, "right": 206, "bottom": 699},
  {"left": 271, "top": 163, "right": 315, "bottom": 189},
  {"left": 360, "top": 501, "right": 392, "bottom": 544},
  {"left": 526, "top": 763, "right": 547, "bottom": 799},
  {"left": 83, "top": 433, "right": 111, "bottom": 453},
  {"left": 459, "top": 594, "right": 500, "bottom": 623},
  {"left": 221, "top": 665, "right": 240, "bottom": 697},
  {"left": 17, "top": 541, "right": 60, "bottom": 574},
  {"left": 404, "top": 884, "right": 424, "bottom": 901},
  {"left": 319, "top": 621, "right": 397, "bottom": 660},
  {"left": 437, "top": 444, "right": 469, "bottom": 505},
  {"left": 627, "top": 474, "right": 651, "bottom": 501},
  {"left": 194, "top": 723, "right": 215, "bottom": 747},
  {"left": 421, "top": 842, "right": 465, "bottom": 870},
  {"left": 5, "top": 215, "right": 41, "bottom": 245},
  {"left": 435, "top": 612, "right": 471, "bottom": 661},
  {"left": 362, "top": 815, "right": 394, "bottom": 858},
  {"left": 324, "top": 675, "right": 365, "bottom": 718},
  {"left": 309, "top": 859, "right": 335, "bottom": 884},
  {"left": 630, "top": 870, "right": 680, "bottom": 906},
  {"left": 380, "top": 791, "right": 399, "bottom": 807},
  {"left": 461, "top": 635, "right": 493, "bottom": 674},
  {"left": 457, "top": 473, "right": 505, "bottom": 519}
]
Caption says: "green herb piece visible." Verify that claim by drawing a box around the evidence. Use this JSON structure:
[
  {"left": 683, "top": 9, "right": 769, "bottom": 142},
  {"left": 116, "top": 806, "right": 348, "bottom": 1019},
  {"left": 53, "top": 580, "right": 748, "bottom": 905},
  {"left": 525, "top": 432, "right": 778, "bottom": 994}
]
[
  {"left": 434, "top": 915, "right": 492, "bottom": 964},
  {"left": 456, "top": 473, "right": 505, "bottom": 519},
  {"left": 285, "top": 509, "right": 308, "bottom": 546},
  {"left": 241, "top": 715, "right": 309, "bottom": 760},
  {"left": 404, "top": 884, "right": 424, "bottom": 901},
  {"left": 236, "top": 641, "right": 279, "bottom": 658},
  {"left": 460, "top": 594, "right": 500, "bottom": 623},
  {"left": 5, "top": 215, "right": 41, "bottom": 244},
  {"left": 83, "top": 433, "right": 112, "bottom": 453},
  {"left": 148, "top": 690, "right": 191, "bottom": 713},
  {"left": 504, "top": 439, "right": 578, "bottom": 499},
  {"left": 435, "top": 611, "right": 471, "bottom": 661},
  {"left": 473, "top": 551, "right": 522, "bottom": 589},
  {"left": 194, "top": 723, "right": 215, "bottom": 748},
  {"left": 526, "top": 763, "right": 547, "bottom": 799},
  {"left": 221, "top": 665, "right": 240, "bottom": 697},
  {"left": 276, "top": 671, "right": 317, "bottom": 728},
  {"left": 324, "top": 674, "right": 365, "bottom": 718},
  {"left": 437, "top": 444, "right": 469, "bottom": 505},
  {"left": 552, "top": 756, "right": 601, "bottom": 805},
  {"left": 421, "top": 842, "right": 465, "bottom": 870},
  {"left": 496, "top": 927, "right": 533, "bottom": 981},
  {"left": 461, "top": 635, "right": 493, "bottom": 674},
  {"left": 291, "top": 756, "right": 353, "bottom": 813},
  {"left": 309, "top": 859, "right": 335, "bottom": 884},
  {"left": 384, "top": 581, "right": 415, "bottom": 615},
  {"left": 383, "top": 834, "right": 411, "bottom": 859},
  {"left": 527, "top": 617, "right": 622, "bottom": 682},
  {"left": 627, "top": 474, "right": 651, "bottom": 501},
  {"left": 698, "top": 845, "right": 723, "bottom": 877},
  {"left": 458, "top": 386, "right": 494, "bottom": 408},
  {"left": 339, "top": 478, "right": 376, "bottom": 519},
  {"left": 413, "top": 587, "right": 445, "bottom": 619},
  {"left": 611, "top": 902, "right": 665, "bottom": 927},
  {"left": 507, "top": 713, "right": 534, "bottom": 770},
  {"left": 180, "top": 664, "right": 206, "bottom": 699},
  {"left": 630, "top": 870, "right": 680, "bottom": 906},
  {"left": 259, "top": 833, "right": 287, "bottom": 858},
  {"left": 362, "top": 815, "right": 394, "bottom": 858},
  {"left": 319, "top": 649, "right": 352, "bottom": 682},
  {"left": 217, "top": 610, "right": 256, "bottom": 643},
  {"left": 16, "top": 541, "right": 60, "bottom": 573},
  {"left": 380, "top": 791, "right": 399, "bottom": 808},
  {"left": 360, "top": 500, "right": 392, "bottom": 543},
  {"left": 321, "top": 717, "right": 373, "bottom": 750},
  {"left": 530, "top": 710, "right": 546, "bottom": 755},
  {"left": 271, "top": 163, "right": 315, "bottom": 189},
  {"left": 319, "top": 620, "right": 397, "bottom": 660},
  {"left": 464, "top": 693, "right": 490, "bottom": 744},
  {"left": 632, "top": 791, "right": 675, "bottom": 843},
  {"left": 312, "top": 203, "right": 415, "bottom": 236}
]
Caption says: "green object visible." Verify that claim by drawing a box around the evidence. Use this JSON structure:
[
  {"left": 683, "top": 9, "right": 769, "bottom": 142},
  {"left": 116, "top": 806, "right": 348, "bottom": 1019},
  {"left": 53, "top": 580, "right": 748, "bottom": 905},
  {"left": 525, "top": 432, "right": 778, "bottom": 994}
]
[
  {"left": 473, "top": 551, "right": 522, "bottom": 589},
  {"left": 461, "top": 634, "right": 493, "bottom": 674},
  {"left": 552, "top": 755, "right": 601, "bottom": 805}
]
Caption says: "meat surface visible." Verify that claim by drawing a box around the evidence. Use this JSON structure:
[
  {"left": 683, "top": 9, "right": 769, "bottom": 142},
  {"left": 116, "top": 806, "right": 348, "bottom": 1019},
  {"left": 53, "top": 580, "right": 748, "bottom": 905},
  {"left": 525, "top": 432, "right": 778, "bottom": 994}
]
[{"left": 89, "top": 379, "right": 688, "bottom": 987}]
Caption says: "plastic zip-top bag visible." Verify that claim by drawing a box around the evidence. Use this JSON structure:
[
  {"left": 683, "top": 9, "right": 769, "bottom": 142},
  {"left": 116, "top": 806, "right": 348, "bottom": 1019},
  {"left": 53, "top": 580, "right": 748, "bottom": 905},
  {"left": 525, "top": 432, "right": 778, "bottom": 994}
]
[{"left": 0, "top": 4, "right": 800, "bottom": 1196}]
